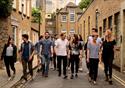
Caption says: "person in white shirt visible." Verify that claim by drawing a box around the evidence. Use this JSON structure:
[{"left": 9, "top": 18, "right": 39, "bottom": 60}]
[{"left": 55, "top": 33, "right": 69, "bottom": 79}]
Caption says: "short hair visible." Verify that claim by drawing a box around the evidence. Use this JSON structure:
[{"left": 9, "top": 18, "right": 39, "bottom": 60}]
[
  {"left": 92, "top": 28, "right": 98, "bottom": 32},
  {"left": 60, "top": 33, "right": 65, "bottom": 37},
  {"left": 22, "top": 34, "right": 29, "bottom": 40},
  {"left": 45, "top": 31, "right": 49, "bottom": 35},
  {"left": 39, "top": 35, "right": 43, "bottom": 40}
]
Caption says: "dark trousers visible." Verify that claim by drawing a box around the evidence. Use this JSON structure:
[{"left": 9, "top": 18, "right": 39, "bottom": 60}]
[
  {"left": 57, "top": 56, "right": 67, "bottom": 76},
  {"left": 4, "top": 56, "right": 16, "bottom": 77},
  {"left": 103, "top": 57, "right": 113, "bottom": 79},
  {"left": 89, "top": 58, "right": 99, "bottom": 81},
  {"left": 22, "top": 59, "right": 33, "bottom": 79},
  {"left": 71, "top": 55, "right": 79, "bottom": 74},
  {"left": 53, "top": 54, "right": 57, "bottom": 69}
]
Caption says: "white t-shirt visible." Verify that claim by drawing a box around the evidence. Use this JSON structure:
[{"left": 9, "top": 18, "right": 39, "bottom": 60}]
[
  {"left": 88, "top": 36, "right": 102, "bottom": 44},
  {"left": 55, "top": 38, "right": 69, "bottom": 56},
  {"left": 6, "top": 45, "right": 13, "bottom": 56}
]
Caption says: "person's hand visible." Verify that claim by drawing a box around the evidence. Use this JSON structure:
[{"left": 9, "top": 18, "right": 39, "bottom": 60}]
[
  {"left": 29, "top": 55, "right": 33, "bottom": 61},
  {"left": 87, "top": 58, "right": 89, "bottom": 63},
  {"left": 67, "top": 54, "right": 70, "bottom": 59},
  {"left": 79, "top": 55, "right": 83, "bottom": 59}
]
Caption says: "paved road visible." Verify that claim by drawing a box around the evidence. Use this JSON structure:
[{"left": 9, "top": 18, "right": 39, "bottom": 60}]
[{"left": 25, "top": 65, "right": 125, "bottom": 88}]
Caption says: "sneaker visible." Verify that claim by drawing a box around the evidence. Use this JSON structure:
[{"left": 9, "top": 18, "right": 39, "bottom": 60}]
[
  {"left": 70, "top": 75, "right": 74, "bottom": 79},
  {"left": 63, "top": 76, "right": 67, "bottom": 79},
  {"left": 8, "top": 77, "right": 12, "bottom": 81},
  {"left": 93, "top": 81, "right": 97, "bottom": 85},
  {"left": 75, "top": 74, "right": 78, "bottom": 78}
]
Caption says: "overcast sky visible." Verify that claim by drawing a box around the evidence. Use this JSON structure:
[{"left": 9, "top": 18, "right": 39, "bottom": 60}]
[{"left": 76, "top": 0, "right": 81, "bottom": 5}]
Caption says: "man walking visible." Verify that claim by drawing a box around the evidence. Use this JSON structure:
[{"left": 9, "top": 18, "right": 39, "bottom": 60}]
[
  {"left": 55, "top": 33, "right": 69, "bottom": 79},
  {"left": 40, "top": 32, "right": 53, "bottom": 77},
  {"left": 19, "top": 34, "right": 35, "bottom": 81}
]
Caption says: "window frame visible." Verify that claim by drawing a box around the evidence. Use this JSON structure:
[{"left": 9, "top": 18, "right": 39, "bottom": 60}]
[{"left": 61, "top": 15, "right": 67, "bottom": 22}]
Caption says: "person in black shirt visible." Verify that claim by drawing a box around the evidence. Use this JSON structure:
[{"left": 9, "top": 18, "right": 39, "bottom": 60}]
[
  {"left": 69, "top": 34, "right": 83, "bottom": 79},
  {"left": 102, "top": 29, "right": 116, "bottom": 85}
]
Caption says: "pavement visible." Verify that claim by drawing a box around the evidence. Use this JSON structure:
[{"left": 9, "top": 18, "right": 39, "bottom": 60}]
[
  {"left": 0, "top": 55, "right": 38, "bottom": 88},
  {"left": 24, "top": 59, "right": 125, "bottom": 88}
]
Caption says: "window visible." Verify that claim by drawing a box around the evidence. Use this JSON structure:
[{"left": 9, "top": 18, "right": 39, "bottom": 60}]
[
  {"left": 19, "top": 0, "right": 26, "bottom": 15},
  {"left": 12, "top": 26, "right": 17, "bottom": 45},
  {"left": 12, "top": 0, "right": 16, "bottom": 9},
  {"left": 103, "top": 19, "right": 107, "bottom": 33},
  {"left": 61, "top": 15, "right": 67, "bottom": 22},
  {"left": 70, "top": 10, "right": 75, "bottom": 22},
  {"left": 70, "top": 29, "right": 75, "bottom": 34},
  {"left": 27, "top": 0, "right": 30, "bottom": 17},
  {"left": 108, "top": 16, "right": 112, "bottom": 29}
]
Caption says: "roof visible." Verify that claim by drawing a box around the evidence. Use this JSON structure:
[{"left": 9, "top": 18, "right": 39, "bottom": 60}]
[
  {"left": 66, "top": 2, "right": 77, "bottom": 7},
  {"left": 58, "top": 2, "right": 82, "bottom": 14}
]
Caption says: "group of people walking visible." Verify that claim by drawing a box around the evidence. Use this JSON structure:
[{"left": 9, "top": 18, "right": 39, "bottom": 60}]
[{"left": 0, "top": 28, "right": 116, "bottom": 85}]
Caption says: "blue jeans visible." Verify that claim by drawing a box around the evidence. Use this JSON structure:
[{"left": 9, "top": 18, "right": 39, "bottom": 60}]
[{"left": 42, "top": 55, "right": 50, "bottom": 75}]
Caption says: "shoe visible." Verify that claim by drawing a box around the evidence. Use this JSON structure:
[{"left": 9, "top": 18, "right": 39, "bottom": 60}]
[
  {"left": 93, "top": 81, "right": 97, "bottom": 85},
  {"left": 8, "top": 77, "right": 12, "bottom": 81},
  {"left": 70, "top": 75, "right": 74, "bottom": 79},
  {"left": 63, "top": 76, "right": 67, "bottom": 79},
  {"left": 105, "top": 76, "right": 109, "bottom": 81},
  {"left": 109, "top": 79, "right": 113, "bottom": 85},
  {"left": 58, "top": 74, "right": 61, "bottom": 77},
  {"left": 75, "top": 74, "right": 78, "bottom": 78}
]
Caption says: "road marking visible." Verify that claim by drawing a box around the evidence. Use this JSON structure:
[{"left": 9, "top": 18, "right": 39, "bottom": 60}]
[{"left": 99, "top": 64, "right": 125, "bottom": 87}]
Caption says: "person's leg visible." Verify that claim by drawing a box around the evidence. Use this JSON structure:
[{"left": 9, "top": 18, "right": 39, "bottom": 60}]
[
  {"left": 44, "top": 56, "right": 50, "bottom": 77},
  {"left": 70, "top": 55, "right": 74, "bottom": 79},
  {"left": 75, "top": 55, "right": 79, "bottom": 77},
  {"left": 103, "top": 58, "right": 109, "bottom": 81},
  {"left": 53, "top": 54, "right": 57, "bottom": 70},
  {"left": 63, "top": 56, "right": 67, "bottom": 78},
  {"left": 57, "top": 56, "right": 62, "bottom": 76},
  {"left": 10, "top": 57, "right": 16, "bottom": 74},
  {"left": 28, "top": 60, "right": 33, "bottom": 77},
  {"left": 93, "top": 59, "right": 99, "bottom": 82},
  {"left": 89, "top": 59, "right": 94, "bottom": 81},
  {"left": 108, "top": 57, "right": 113, "bottom": 84},
  {"left": 4, "top": 57, "right": 11, "bottom": 77},
  {"left": 22, "top": 59, "right": 28, "bottom": 80}
]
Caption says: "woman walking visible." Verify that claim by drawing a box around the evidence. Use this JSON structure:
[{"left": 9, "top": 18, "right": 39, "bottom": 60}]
[
  {"left": 102, "top": 29, "right": 116, "bottom": 85},
  {"left": 87, "top": 33, "right": 101, "bottom": 84},
  {"left": 69, "top": 34, "right": 83, "bottom": 79},
  {"left": 1, "top": 37, "right": 17, "bottom": 80}
]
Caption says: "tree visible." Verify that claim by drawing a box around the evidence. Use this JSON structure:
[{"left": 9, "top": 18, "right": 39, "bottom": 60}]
[
  {"left": 0, "top": 0, "right": 12, "bottom": 18},
  {"left": 79, "top": 0, "right": 92, "bottom": 10},
  {"left": 32, "top": 8, "right": 42, "bottom": 23}
]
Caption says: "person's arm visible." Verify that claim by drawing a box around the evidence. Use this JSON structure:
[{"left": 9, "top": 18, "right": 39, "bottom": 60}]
[
  {"left": 87, "top": 43, "right": 90, "bottom": 63},
  {"left": 29, "top": 43, "right": 35, "bottom": 61},
  {"left": 51, "top": 43, "right": 54, "bottom": 57}
]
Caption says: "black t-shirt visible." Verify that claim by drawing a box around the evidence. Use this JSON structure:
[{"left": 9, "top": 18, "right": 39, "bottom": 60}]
[
  {"left": 102, "top": 40, "right": 116, "bottom": 58},
  {"left": 69, "top": 42, "right": 82, "bottom": 55}
]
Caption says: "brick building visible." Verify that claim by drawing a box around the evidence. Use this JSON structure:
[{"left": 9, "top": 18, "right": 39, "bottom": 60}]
[
  {"left": 56, "top": 2, "right": 83, "bottom": 34},
  {"left": 78, "top": 0, "right": 125, "bottom": 72}
]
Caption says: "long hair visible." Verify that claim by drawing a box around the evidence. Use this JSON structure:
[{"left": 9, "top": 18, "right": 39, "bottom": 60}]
[
  {"left": 78, "top": 34, "right": 83, "bottom": 41},
  {"left": 72, "top": 34, "right": 79, "bottom": 44},
  {"left": 6, "top": 36, "right": 12, "bottom": 46}
]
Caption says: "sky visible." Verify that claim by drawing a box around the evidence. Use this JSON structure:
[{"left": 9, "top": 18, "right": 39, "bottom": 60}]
[{"left": 76, "top": 0, "right": 81, "bottom": 5}]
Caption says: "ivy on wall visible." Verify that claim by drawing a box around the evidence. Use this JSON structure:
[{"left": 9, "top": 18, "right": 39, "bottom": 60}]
[{"left": 0, "top": 0, "right": 12, "bottom": 18}]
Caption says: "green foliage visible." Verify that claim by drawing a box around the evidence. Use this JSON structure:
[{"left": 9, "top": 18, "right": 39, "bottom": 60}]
[
  {"left": 32, "top": 8, "right": 42, "bottom": 23},
  {"left": 79, "top": 0, "right": 92, "bottom": 10},
  {"left": 0, "top": 0, "right": 12, "bottom": 18}
]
